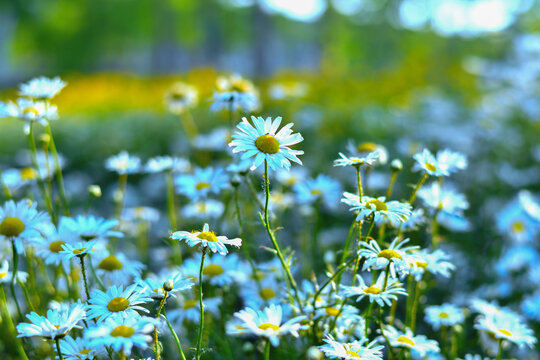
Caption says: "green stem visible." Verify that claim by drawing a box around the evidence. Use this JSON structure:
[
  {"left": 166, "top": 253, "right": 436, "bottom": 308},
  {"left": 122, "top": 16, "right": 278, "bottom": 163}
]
[
  {"left": 162, "top": 310, "right": 187, "bottom": 360},
  {"left": 364, "top": 301, "right": 374, "bottom": 338},
  {"left": 408, "top": 173, "right": 428, "bottom": 205},
  {"left": 410, "top": 281, "right": 421, "bottom": 332},
  {"left": 180, "top": 110, "right": 197, "bottom": 138},
  {"left": 114, "top": 173, "right": 128, "bottom": 219},
  {"left": 45, "top": 124, "right": 69, "bottom": 216},
  {"left": 496, "top": 339, "right": 503, "bottom": 360},
  {"left": 261, "top": 160, "right": 303, "bottom": 312},
  {"left": 166, "top": 170, "right": 182, "bottom": 265},
  {"left": 55, "top": 338, "right": 64, "bottom": 360},
  {"left": 0, "top": 286, "right": 29, "bottom": 360},
  {"left": 264, "top": 339, "right": 270, "bottom": 360},
  {"left": 79, "top": 256, "right": 90, "bottom": 301},
  {"left": 382, "top": 263, "right": 391, "bottom": 291},
  {"left": 386, "top": 171, "right": 398, "bottom": 199},
  {"left": 312, "top": 258, "right": 355, "bottom": 311},
  {"left": 378, "top": 306, "right": 393, "bottom": 360},
  {"left": 195, "top": 249, "right": 207, "bottom": 360},
  {"left": 244, "top": 174, "right": 265, "bottom": 212},
  {"left": 10, "top": 240, "right": 23, "bottom": 319}
]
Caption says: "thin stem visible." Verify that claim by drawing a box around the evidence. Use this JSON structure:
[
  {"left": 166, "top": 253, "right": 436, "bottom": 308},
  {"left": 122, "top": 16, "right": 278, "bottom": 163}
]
[
  {"left": 450, "top": 326, "right": 458, "bottom": 360},
  {"left": 312, "top": 257, "right": 355, "bottom": 311},
  {"left": 408, "top": 173, "right": 428, "bottom": 205},
  {"left": 114, "top": 173, "right": 128, "bottom": 219},
  {"left": 166, "top": 170, "right": 182, "bottom": 265},
  {"left": 382, "top": 263, "right": 391, "bottom": 291},
  {"left": 154, "top": 293, "right": 168, "bottom": 360},
  {"left": 264, "top": 339, "right": 270, "bottom": 360},
  {"left": 244, "top": 174, "right": 265, "bottom": 212},
  {"left": 496, "top": 339, "right": 503, "bottom": 360},
  {"left": 88, "top": 259, "right": 106, "bottom": 291},
  {"left": 162, "top": 310, "right": 187, "bottom": 360},
  {"left": 410, "top": 281, "right": 421, "bottom": 332},
  {"left": 180, "top": 110, "right": 197, "bottom": 138},
  {"left": 195, "top": 249, "right": 207, "bottom": 360},
  {"left": 55, "top": 338, "right": 64, "bottom": 360},
  {"left": 378, "top": 306, "right": 393, "bottom": 360},
  {"left": 261, "top": 160, "right": 303, "bottom": 312},
  {"left": 364, "top": 301, "right": 374, "bottom": 338},
  {"left": 386, "top": 171, "right": 398, "bottom": 199},
  {"left": 10, "top": 240, "right": 23, "bottom": 319},
  {"left": 79, "top": 256, "right": 90, "bottom": 301},
  {"left": 0, "top": 286, "right": 29, "bottom": 360},
  {"left": 45, "top": 123, "right": 70, "bottom": 216}
]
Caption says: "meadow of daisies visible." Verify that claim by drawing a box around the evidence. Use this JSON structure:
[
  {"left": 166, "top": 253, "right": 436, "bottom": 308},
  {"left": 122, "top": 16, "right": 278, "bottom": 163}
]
[{"left": 0, "top": 59, "right": 539, "bottom": 360}]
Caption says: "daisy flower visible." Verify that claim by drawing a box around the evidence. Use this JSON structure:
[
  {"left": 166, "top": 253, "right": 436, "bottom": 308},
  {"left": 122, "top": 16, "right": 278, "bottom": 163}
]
[
  {"left": 232, "top": 304, "right": 307, "bottom": 346},
  {"left": 60, "top": 240, "right": 98, "bottom": 260},
  {"left": 105, "top": 151, "right": 142, "bottom": 175},
  {"left": 171, "top": 223, "right": 242, "bottom": 255},
  {"left": 211, "top": 74, "right": 259, "bottom": 112},
  {"left": 175, "top": 166, "right": 229, "bottom": 200},
  {"left": 87, "top": 284, "right": 150, "bottom": 322},
  {"left": 61, "top": 215, "right": 123, "bottom": 242},
  {"left": 342, "top": 273, "right": 407, "bottom": 307},
  {"left": 425, "top": 303, "right": 465, "bottom": 330},
  {"left": 518, "top": 190, "right": 540, "bottom": 223},
  {"left": 496, "top": 199, "right": 538, "bottom": 244},
  {"left": 293, "top": 174, "right": 342, "bottom": 208},
  {"left": 474, "top": 312, "right": 536, "bottom": 348},
  {"left": 122, "top": 206, "right": 160, "bottom": 224},
  {"left": 359, "top": 238, "right": 419, "bottom": 278},
  {"left": 19, "top": 76, "right": 66, "bottom": 99},
  {"left": 239, "top": 275, "right": 284, "bottom": 308},
  {"left": 168, "top": 295, "right": 222, "bottom": 324},
  {"left": 319, "top": 335, "right": 383, "bottom": 360},
  {"left": 136, "top": 270, "right": 193, "bottom": 300},
  {"left": 418, "top": 182, "right": 469, "bottom": 215},
  {"left": 145, "top": 155, "right": 190, "bottom": 173},
  {"left": 0, "top": 98, "right": 58, "bottom": 134},
  {"left": 346, "top": 141, "right": 388, "bottom": 165},
  {"left": 181, "top": 199, "right": 224, "bottom": 219},
  {"left": 436, "top": 149, "right": 468, "bottom": 174},
  {"left": 228, "top": 116, "right": 304, "bottom": 171},
  {"left": 164, "top": 82, "right": 198, "bottom": 114},
  {"left": 58, "top": 335, "right": 97, "bottom": 360},
  {"left": 401, "top": 208, "right": 427, "bottom": 231},
  {"left": 17, "top": 301, "right": 86, "bottom": 340},
  {"left": 0, "top": 259, "right": 28, "bottom": 284},
  {"left": 385, "top": 326, "right": 440, "bottom": 357},
  {"left": 32, "top": 222, "right": 73, "bottom": 271},
  {"left": 85, "top": 316, "right": 156, "bottom": 356},
  {"left": 404, "top": 248, "right": 455, "bottom": 281},
  {"left": 192, "top": 127, "right": 231, "bottom": 151},
  {"left": 341, "top": 193, "right": 412, "bottom": 226},
  {"left": 275, "top": 167, "right": 308, "bottom": 187},
  {"left": 92, "top": 252, "right": 144, "bottom": 285},
  {"left": 413, "top": 149, "right": 449, "bottom": 177},
  {"left": 269, "top": 81, "right": 308, "bottom": 100},
  {"left": 181, "top": 253, "right": 247, "bottom": 286},
  {"left": 0, "top": 199, "right": 49, "bottom": 254},
  {"left": 333, "top": 151, "right": 381, "bottom": 168}
]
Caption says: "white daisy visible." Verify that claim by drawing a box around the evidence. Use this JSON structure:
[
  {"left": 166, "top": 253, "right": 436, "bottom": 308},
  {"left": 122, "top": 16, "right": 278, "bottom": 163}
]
[
  {"left": 136, "top": 270, "right": 193, "bottom": 300},
  {"left": 475, "top": 312, "right": 536, "bottom": 348},
  {"left": 171, "top": 223, "right": 242, "bottom": 256},
  {"left": 180, "top": 253, "right": 247, "bottom": 287},
  {"left": 174, "top": 166, "right": 229, "bottom": 200},
  {"left": 0, "top": 259, "right": 28, "bottom": 284},
  {"left": 211, "top": 74, "right": 259, "bottom": 112},
  {"left": 0, "top": 98, "right": 58, "bottom": 134},
  {"left": 61, "top": 215, "right": 123, "bottom": 242},
  {"left": 232, "top": 304, "right": 307, "bottom": 346},
  {"left": 359, "top": 238, "right": 419, "bottom": 278},
  {"left": 168, "top": 294, "right": 222, "bottom": 324},
  {"left": 385, "top": 326, "right": 440, "bottom": 357},
  {"left": 319, "top": 335, "right": 383, "bottom": 360},
  {"left": 333, "top": 151, "right": 381, "bottom": 168},
  {"left": 92, "top": 252, "right": 144, "bottom": 285},
  {"left": 58, "top": 335, "right": 97, "bottom": 360},
  {"left": 425, "top": 303, "right": 465, "bottom": 330},
  {"left": 164, "top": 82, "right": 198, "bottom": 114},
  {"left": 32, "top": 222, "right": 73, "bottom": 271},
  {"left": 17, "top": 301, "right": 86, "bottom": 340},
  {"left": 418, "top": 182, "right": 469, "bottom": 216},
  {"left": 181, "top": 199, "right": 224, "bottom": 219},
  {"left": 60, "top": 240, "right": 98, "bottom": 260},
  {"left": 342, "top": 273, "right": 407, "bottom": 307},
  {"left": 228, "top": 116, "right": 304, "bottom": 171},
  {"left": 0, "top": 199, "right": 50, "bottom": 254},
  {"left": 293, "top": 174, "right": 342, "bottom": 208},
  {"left": 342, "top": 193, "right": 412, "bottom": 226},
  {"left": 87, "top": 284, "right": 150, "bottom": 322},
  {"left": 436, "top": 149, "right": 468, "bottom": 174},
  {"left": 346, "top": 141, "right": 388, "bottom": 165},
  {"left": 85, "top": 316, "right": 156, "bottom": 356},
  {"left": 413, "top": 149, "right": 449, "bottom": 177},
  {"left": 19, "top": 76, "right": 66, "bottom": 99},
  {"left": 105, "top": 151, "right": 142, "bottom": 175},
  {"left": 145, "top": 155, "right": 190, "bottom": 173}
]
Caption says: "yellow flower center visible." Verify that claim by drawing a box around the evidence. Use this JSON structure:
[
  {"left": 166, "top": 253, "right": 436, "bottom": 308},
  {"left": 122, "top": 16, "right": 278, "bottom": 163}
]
[
  {"left": 20, "top": 167, "right": 37, "bottom": 180},
  {"left": 357, "top": 142, "right": 378, "bottom": 153},
  {"left": 258, "top": 323, "right": 280, "bottom": 331},
  {"left": 255, "top": 135, "right": 280, "bottom": 154},
  {"left": 499, "top": 328, "right": 512, "bottom": 337},
  {"left": 110, "top": 325, "right": 135, "bottom": 338},
  {"left": 364, "top": 286, "right": 381, "bottom": 294},
  {"left": 107, "top": 297, "right": 130, "bottom": 312},
  {"left": 378, "top": 249, "right": 402, "bottom": 260},
  {"left": 73, "top": 248, "right": 86, "bottom": 255},
  {"left": 310, "top": 189, "right": 322, "bottom": 195},
  {"left": 397, "top": 335, "right": 415, "bottom": 346},
  {"left": 197, "top": 231, "right": 218, "bottom": 242},
  {"left": 438, "top": 312, "right": 450, "bottom": 319},
  {"left": 424, "top": 162, "right": 437, "bottom": 172},
  {"left": 260, "top": 288, "right": 276, "bottom": 300},
  {"left": 366, "top": 199, "right": 388, "bottom": 211},
  {"left": 415, "top": 261, "right": 428, "bottom": 269},
  {"left": 183, "top": 299, "right": 198, "bottom": 309},
  {"left": 511, "top": 221, "right": 524, "bottom": 234},
  {"left": 0, "top": 272, "right": 7, "bottom": 279},
  {"left": 0, "top": 217, "right": 25, "bottom": 237},
  {"left": 230, "top": 80, "right": 251, "bottom": 93},
  {"left": 195, "top": 182, "right": 211, "bottom": 190},
  {"left": 79, "top": 349, "right": 91, "bottom": 355},
  {"left": 325, "top": 307, "right": 340, "bottom": 316},
  {"left": 22, "top": 107, "right": 39, "bottom": 116},
  {"left": 202, "top": 264, "right": 224, "bottom": 277},
  {"left": 49, "top": 241, "right": 66, "bottom": 253},
  {"left": 345, "top": 350, "right": 361, "bottom": 358},
  {"left": 98, "top": 255, "right": 123, "bottom": 271}
]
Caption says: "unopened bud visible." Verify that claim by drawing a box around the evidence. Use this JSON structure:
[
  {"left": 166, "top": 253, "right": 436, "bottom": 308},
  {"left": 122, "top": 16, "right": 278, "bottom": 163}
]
[
  {"left": 306, "top": 346, "right": 324, "bottom": 360},
  {"left": 390, "top": 159, "right": 403, "bottom": 172},
  {"left": 39, "top": 134, "right": 50, "bottom": 148},
  {"left": 163, "top": 279, "right": 174, "bottom": 292},
  {"left": 88, "top": 185, "right": 102, "bottom": 198},
  {"left": 231, "top": 174, "right": 241, "bottom": 187}
]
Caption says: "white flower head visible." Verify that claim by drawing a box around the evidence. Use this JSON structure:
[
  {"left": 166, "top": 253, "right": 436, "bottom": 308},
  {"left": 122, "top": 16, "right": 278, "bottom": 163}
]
[
  {"left": 342, "top": 273, "right": 407, "bottom": 307},
  {"left": 425, "top": 303, "right": 465, "bottom": 330},
  {"left": 319, "top": 334, "right": 384, "bottom": 360},
  {"left": 19, "top": 76, "right": 66, "bottom": 99},
  {"left": 413, "top": 149, "right": 449, "bottom": 177},
  {"left": 171, "top": 223, "right": 241, "bottom": 255}
]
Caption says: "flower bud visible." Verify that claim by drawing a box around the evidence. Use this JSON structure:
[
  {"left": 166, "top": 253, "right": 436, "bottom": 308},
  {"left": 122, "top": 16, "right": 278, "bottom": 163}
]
[
  {"left": 163, "top": 279, "right": 174, "bottom": 292},
  {"left": 391, "top": 159, "right": 403, "bottom": 172},
  {"left": 88, "top": 185, "right": 102, "bottom": 198}
]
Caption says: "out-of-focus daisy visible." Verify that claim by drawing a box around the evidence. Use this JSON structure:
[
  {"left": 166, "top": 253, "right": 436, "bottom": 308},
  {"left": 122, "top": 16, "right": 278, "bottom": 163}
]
[
  {"left": 404, "top": 248, "right": 455, "bottom": 281},
  {"left": 333, "top": 151, "right": 381, "bottom": 168},
  {"left": 32, "top": 222, "right": 73, "bottom": 271},
  {"left": 269, "top": 81, "right": 308, "bottom": 100},
  {"left": 318, "top": 335, "right": 383, "bottom": 360},
  {"left": 522, "top": 291, "right": 540, "bottom": 321},
  {"left": 211, "top": 74, "right": 259, "bottom": 112},
  {"left": 232, "top": 304, "right": 307, "bottom": 346},
  {"left": 85, "top": 316, "right": 156, "bottom": 356},
  {"left": 164, "top": 82, "right": 198, "bottom": 114},
  {"left": 181, "top": 199, "right": 224, "bottom": 219},
  {"left": 175, "top": 166, "right": 229, "bottom": 200},
  {"left": 105, "top": 151, "right": 142, "bottom": 175},
  {"left": 275, "top": 167, "right": 308, "bottom": 187},
  {"left": 401, "top": 208, "right": 427, "bottom": 231},
  {"left": 294, "top": 174, "right": 342, "bottom": 208},
  {"left": 1, "top": 167, "right": 39, "bottom": 193},
  {"left": 0, "top": 98, "right": 58, "bottom": 134},
  {"left": 0, "top": 199, "right": 49, "bottom": 254},
  {"left": 385, "top": 326, "right": 440, "bottom": 357},
  {"left": 59, "top": 335, "right": 97, "bottom": 360},
  {"left": 87, "top": 284, "right": 150, "bottom": 322},
  {"left": 228, "top": 116, "right": 304, "bottom": 171},
  {"left": 136, "top": 270, "right": 193, "bottom": 300},
  {"left": 145, "top": 156, "right": 190, "bottom": 174},
  {"left": 17, "top": 301, "right": 86, "bottom": 340},
  {"left": 436, "top": 149, "right": 467, "bottom": 174},
  {"left": 342, "top": 273, "right": 407, "bottom": 307},
  {"left": 122, "top": 206, "right": 160, "bottom": 224},
  {"left": 92, "top": 252, "right": 143, "bottom": 285},
  {"left": 413, "top": 149, "right": 448, "bottom": 177},
  {"left": 360, "top": 238, "right": 419, "bottom": 278},
  {"left": 62, "top": 215, "right": 123, "bottom": 242},
  {"left": 171, "top": 223, "right": 241, "bottom": 256},
  {"left": 35, "top": 149, "right": 65, "bottom": 179},
  {"left": 458, "top": 355, "right": 492, "bottom": 360},
  {"left": 518, "top": 190, "right": 540, "bottom": 223},
  {"left": 475, "top": 312, "right": 536, "bottom": 348},
  {"left": 470, "top": 299, "right": 522, "bottom": 320},
  {"left": 192, "top": 128, "right": 231, "bottom": 151},
  {"left": 346, "top": 141, "right": 388, "bottom": 165},
  {"left": 342, "top": 193, "right": 412, "bottom": 227},
  {"left": 239, "top": 275, "right": 284, "bottom": 308},
  {"left": 19, "top": 76, "right": 66, "bottom": 99},
  {"left": 181, "top": 253, "right": 247, "bottom": 287},
  {"left": 0, "top": 259, "right": 28, "bottom": 284},
  {"left": 425, "top": 303, "right": 465, "bottom": 330},
  {"left": 497, "top": 199, "right": 538, "bottom": 244},
  {"left": 168, "top": 294, "right": 222, "bottom": 324}
]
